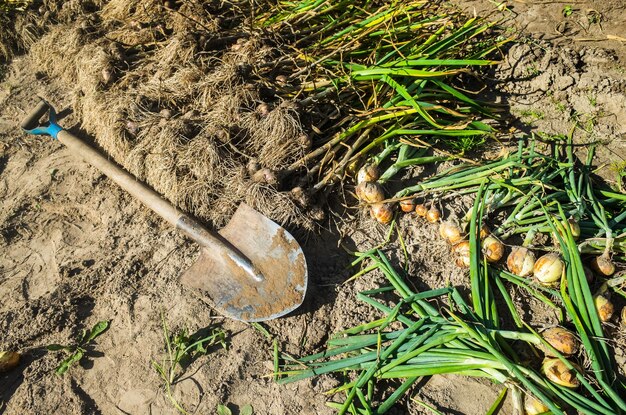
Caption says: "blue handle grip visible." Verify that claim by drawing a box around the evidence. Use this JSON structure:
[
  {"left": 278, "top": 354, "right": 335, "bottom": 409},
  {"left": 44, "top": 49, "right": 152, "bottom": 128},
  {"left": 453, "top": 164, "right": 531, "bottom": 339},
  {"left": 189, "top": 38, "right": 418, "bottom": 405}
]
[{"left": 21, "top": 99, "right": 63, "bottom": 139}]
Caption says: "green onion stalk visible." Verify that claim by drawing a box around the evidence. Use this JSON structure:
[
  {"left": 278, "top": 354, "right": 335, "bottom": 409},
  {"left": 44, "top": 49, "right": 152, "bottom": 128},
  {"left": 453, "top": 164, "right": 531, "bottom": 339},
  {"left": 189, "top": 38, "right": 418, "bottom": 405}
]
[
  {"left": 276, "top": 248, "right": 624, "bottom": 414},
  {"left": 257, "top": 1, "right": 510, "bottom": 191}
]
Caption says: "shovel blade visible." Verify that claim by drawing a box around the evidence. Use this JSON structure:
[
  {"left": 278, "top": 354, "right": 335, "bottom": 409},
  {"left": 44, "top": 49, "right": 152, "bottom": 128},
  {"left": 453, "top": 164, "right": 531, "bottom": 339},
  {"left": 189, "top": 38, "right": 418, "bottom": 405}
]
[{"left": 180, "top": 203, "right": 307, "bottom": 322}]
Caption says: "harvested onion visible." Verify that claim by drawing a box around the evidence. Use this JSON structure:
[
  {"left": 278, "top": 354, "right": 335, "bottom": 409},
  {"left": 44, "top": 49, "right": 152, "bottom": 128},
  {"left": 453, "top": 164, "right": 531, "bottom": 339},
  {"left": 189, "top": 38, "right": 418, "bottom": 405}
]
[
  {"left": 0, "top": 351, "right": 20, "bottom": 373},
  {"left": 399, "top": 199, "right": 416, "bottom": 213},
  {"left": 507, "top": 247, "right": 536, "bottom": 277},
  {"left": 426, "top": 206, "right": 441, "bottom": 223},
  {"left": 439, "top": 222, "right": 464, "bottom": 245},
  {"left": 533, "top": 253, "right": 564, "bottom": 286},
  {"left": 251, "top": 168, "right": 279, "bottom": 186},
  {"left": 542, "top": 358, "right": 581, "bottom": 388},
  {"left": 415, "top": 204, "right": 427, "bottom": 217},
  {"left": 357, "top": 162, "right": 380, "bottom": 184},
  {"left": 370, "top": 203, "right": 393, "bottom": 224},
  {"left": 524, "top": 395, "right": 549, "bottom": 415},
  {"left": 567, "top": 217, "right": 581, "bottom": 240},
  {"left": 590, "top": 254, "right": 615, "bottom": 276},
  {"left": 555, "top": 217, "right": 581, "bottom": 241},
  {"left": 356, "top": 181, "right": 385, "bottom": 204},
  {"left": 482, "top": 236, "right": 504, "bottom": 263},
  {"left": 452, "top": 240, "right": 471, "bottom": 268},
  {"left": 479, "top": 224, "right": 491, "bottom": 240},
  {"left": 290, "top": 187, "right": 311, "bottom": 208},
  {"left": 540, "top": 327, "right": 579, "bottom": 357},
  {"left": 593, "top": 292, "right": 614, "bottom": 322},
  {"left": 621, "top": 307, "right": 626, "bottom": 328}
]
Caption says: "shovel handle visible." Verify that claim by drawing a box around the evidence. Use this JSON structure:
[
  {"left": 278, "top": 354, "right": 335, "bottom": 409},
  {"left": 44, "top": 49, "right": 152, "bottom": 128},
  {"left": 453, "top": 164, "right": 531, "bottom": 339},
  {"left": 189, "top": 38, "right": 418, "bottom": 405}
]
[
  {"left": 20, "top": 99, "right": 265, "bottom": 283},
  {"left": 56, "top": 130, "right": 182, "bottom": 225},
  {"left": 55, "top": 129, "right": 263, "bottom": 281}
]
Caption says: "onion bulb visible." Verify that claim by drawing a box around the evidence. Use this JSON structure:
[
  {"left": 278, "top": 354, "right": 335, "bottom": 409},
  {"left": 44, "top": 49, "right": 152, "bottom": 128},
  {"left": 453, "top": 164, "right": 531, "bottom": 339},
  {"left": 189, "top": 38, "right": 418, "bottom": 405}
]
[
  {"left": 357, "top": 162, "right": 380, "bottom": 184},
  {"left": 0, "top": 351, "right": 20, "bottom": 373},
  {"left": 507, "top": 247, "right": 536, "bottom": 277},
  {"left": 524, "top": 395, "right": 549, "bottom": 415},
  {"left": 356, "top": 181, "right": 385, "bottom": 204},
  {"left": 101, "top": 66, "right": 114, "bottom": 86},
  {"left": 482, "top": 236, "right": 504, "bottom": 263},
  {"left": 567, "top": 217, "right": 581, "bottom": 240},
  {"left": 290, "top": 187, "right": 310, "bottom": 208},
  {"left": 479, "top": 224, "right": 491, "bottom": 240},
  {"left": 593, "top": 292, "right": 614, "bottom": 322},
  {"left": 452, "top": 240, "right": 471, "bottom": 268},
  {"left": 439, "top": 222, "right": 464, "bottom": 245},
  {"left": 540, "top": 327, "right": 579, "bottom": 357},
  {"left": 621, "top": 307, "right": 626, "bottom": 329},
  {"left": 533, "top": 253, "right": 564, "bottom": 286},
  {"left": 542, "top": 358, "right": 581, "bottom": 388},
  {"left": 251, "top": 168, "right": 279, "bottom": 186},
  {"left": 399, "top": 199, "right": 416, "bottom": 213},
  {"left": 370, "top": 203, "right": 393, "bottom": 224},
  {"left": 415, "top": 204, "right": 428, "bottom": 217},
  {"left": 590, "top": 254, "right": 615, "bottom": 276},
  {"left": 426, "top": 206, "right": 441, "bottom": 223},
  {"left": 247, "top": 158, "right": 261, "bottom": 175}
]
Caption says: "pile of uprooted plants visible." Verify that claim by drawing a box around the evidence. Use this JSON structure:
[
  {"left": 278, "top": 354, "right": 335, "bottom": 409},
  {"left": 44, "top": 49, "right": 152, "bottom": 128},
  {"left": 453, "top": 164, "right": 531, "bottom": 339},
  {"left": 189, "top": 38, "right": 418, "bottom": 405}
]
[{"left": 1, "top": 0, "right": 505, "bottom": 230}]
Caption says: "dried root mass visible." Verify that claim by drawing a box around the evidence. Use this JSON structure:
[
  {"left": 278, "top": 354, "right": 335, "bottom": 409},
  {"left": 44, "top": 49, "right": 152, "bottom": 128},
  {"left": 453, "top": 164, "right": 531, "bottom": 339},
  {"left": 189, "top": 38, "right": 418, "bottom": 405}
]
[{"left": 7, "top": 0, "right": 317, "bottom": 229}]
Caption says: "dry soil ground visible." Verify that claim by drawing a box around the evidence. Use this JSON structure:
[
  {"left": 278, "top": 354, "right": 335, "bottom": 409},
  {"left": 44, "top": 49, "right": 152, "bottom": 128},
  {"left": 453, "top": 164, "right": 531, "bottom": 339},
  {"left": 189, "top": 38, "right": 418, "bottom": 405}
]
[{"left": 1, "top": 1, "right": 625, "bottom": 414}]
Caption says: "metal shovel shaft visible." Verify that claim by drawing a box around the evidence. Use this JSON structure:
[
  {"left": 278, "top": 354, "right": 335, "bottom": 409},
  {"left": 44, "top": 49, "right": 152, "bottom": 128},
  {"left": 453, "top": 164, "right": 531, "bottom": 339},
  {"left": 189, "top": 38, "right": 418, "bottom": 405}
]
[{"left": 53, "top": 129, "right": 265, "bottom": 282}]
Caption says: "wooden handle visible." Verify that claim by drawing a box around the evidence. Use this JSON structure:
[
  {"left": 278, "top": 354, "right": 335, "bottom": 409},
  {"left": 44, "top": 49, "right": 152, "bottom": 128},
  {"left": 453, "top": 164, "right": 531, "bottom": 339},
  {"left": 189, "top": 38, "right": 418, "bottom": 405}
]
[
  {"left": 58, "top": 130, "right": 182, "bottom": 225},
  {"left": 56, "top": 130, "right": 263, "bottom": 281}
]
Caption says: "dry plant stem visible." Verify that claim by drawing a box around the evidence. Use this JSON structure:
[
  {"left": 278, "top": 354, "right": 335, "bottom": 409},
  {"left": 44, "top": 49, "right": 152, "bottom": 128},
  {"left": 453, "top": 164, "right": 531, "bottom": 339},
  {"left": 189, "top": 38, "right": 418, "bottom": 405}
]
[
  {"left": 314, "top": 126, "right": 374, "bottom": 190},
  {"left": 298, "top": 87, "right": 338, "bottom": 106},
  {"left": 283, "top": 131, "right": 346, "bottom": 176}
]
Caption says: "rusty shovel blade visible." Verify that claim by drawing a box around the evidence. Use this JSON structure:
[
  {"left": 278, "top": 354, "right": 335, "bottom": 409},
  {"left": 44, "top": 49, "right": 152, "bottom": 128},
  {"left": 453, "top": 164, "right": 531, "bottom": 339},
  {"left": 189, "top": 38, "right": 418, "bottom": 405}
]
[{"left": 180, "top": 203, "right": 307, "bottom": 322}]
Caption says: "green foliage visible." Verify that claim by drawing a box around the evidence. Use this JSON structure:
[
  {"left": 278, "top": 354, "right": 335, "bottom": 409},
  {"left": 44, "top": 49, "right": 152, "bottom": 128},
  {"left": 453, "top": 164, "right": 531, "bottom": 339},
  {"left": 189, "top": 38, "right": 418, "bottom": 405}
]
[
  {"left": 152, "top": 315, "right": 227, "bottom": 415},
  {"left": 610, "top": 161, "right": 626, "bottom": 192},
  {"left": 562, "top": 5, "right": 574, "bottom": 17},
  {"left": 520, "top": 108, "right": 545, "bottom": 121},
  {"left": 216, "top": 405, "right": 231, "bottom": 415},
  {"left": 443, "top": 133, "right": 486, "bottom": 154},
  {"left": 46, "top": 320, "right": 110, "bottom": 375},
  {"left": 259, "top": 0, "right": 508, "bottom": 189}
]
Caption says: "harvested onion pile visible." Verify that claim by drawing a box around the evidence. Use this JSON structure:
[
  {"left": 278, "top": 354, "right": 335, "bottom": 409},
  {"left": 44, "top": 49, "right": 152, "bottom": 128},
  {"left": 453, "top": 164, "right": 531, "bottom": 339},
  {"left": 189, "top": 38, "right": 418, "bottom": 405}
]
[{"left": 348, "top": 138, "right": 626, "bottom": 413}]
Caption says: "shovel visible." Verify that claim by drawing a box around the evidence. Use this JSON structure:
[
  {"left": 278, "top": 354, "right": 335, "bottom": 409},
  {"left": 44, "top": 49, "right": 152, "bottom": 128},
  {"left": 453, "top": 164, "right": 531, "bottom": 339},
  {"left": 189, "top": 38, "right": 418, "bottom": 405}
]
[{"left": 20, "top": 99, "right": 307, "bottom": 322}]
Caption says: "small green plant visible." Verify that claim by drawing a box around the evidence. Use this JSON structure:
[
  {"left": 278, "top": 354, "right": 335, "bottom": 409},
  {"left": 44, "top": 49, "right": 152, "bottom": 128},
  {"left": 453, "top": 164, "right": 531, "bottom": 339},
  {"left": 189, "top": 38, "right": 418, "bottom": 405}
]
[
  {"left": 587, "top": 93, "right": 597, "bottom": 107},
  {"left": 152, "top": 315, "right": 227, "bottom": 414},
  {"left": 520, "top": 109, "right": 545, "bottom": 121},
  {"left": 217, "top": 404, "right": 254, "bottom": 415},
  {"left": 587, "top": 9, "right": 601, "bottom": 25},
  {"left": 46, "top": 320, "right": 110, "bottom": 375},
  {"left": 562, "top": 5, "right": 574, "bottom": 17},
  {"left": 525, "top": 63, "right": 541, "bottom": 77}
]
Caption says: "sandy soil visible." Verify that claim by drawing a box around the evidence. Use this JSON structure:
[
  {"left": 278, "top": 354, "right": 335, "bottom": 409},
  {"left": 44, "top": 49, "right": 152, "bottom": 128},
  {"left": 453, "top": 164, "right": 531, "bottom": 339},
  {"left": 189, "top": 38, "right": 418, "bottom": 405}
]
[{"left": 1, "top": 1, "right": 625, "bottom": 415}]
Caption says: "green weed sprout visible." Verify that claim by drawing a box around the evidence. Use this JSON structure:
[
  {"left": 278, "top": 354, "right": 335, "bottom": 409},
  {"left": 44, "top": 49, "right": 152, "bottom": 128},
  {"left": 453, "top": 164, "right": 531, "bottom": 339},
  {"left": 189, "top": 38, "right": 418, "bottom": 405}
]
[
  {"left": 46, "top": 320, "right": 110, "bottom": 375},
  {"left": 152, "top": 315, "right": 227, "bottom": 415}
]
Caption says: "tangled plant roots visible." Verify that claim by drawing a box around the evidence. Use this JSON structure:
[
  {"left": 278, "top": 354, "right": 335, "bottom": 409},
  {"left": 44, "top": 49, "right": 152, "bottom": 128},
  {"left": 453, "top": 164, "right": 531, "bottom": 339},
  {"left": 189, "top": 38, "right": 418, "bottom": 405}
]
[{"left": 22, "top": 0, "right": 317, "bottom": 229}]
